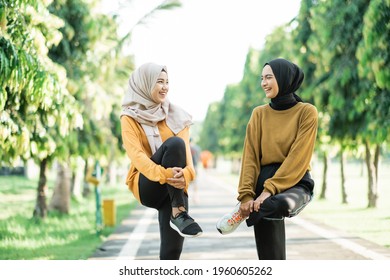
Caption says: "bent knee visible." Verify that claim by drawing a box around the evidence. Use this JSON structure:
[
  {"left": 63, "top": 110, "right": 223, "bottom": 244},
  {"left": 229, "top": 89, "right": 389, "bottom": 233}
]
[{"left": 165, "top": 136, "right": 185, "bottom": 149}]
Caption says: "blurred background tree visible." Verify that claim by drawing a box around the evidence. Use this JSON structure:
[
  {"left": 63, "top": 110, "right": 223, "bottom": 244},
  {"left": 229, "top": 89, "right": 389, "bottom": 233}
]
[
  {"left": 0, "top": 0, "right": 181, "bottom": 218},
  {"left": 199, "top": 0, "right": 390, "bottom": 208},
  {"left": 1, "top": 0, "right": 80, "bottom": 217}
]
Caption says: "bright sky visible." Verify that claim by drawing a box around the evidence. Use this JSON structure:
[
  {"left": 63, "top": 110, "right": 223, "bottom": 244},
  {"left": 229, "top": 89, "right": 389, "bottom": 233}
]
[{"left": 103, "top": 0, "right": 302, "bottom": 121}]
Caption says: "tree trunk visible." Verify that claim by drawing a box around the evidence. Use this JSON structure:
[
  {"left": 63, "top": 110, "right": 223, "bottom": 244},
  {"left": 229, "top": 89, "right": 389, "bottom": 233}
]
[
  {"left": 340, "top": 150, "right": 347, "bottom": 204},
  {"left": 108, "top": 161, "right": 118, "bottom": 186},
  {"left": 70, "top": 157, "right": 84, "bottom": 198},
  {"left": 365, "top": 140, "right": 378, "bottom": 208},
  {"left": 374, "top": 144, "right": 380, "bottom": 182},
  {"left": 83, "top": 158, "right": 91, "bottom": 197},
  {"left": 33, "top": 158, "right": 48, "bottom": 218},
  {"left": 231, "top": 157, "right": 241, "bottom": 174},
  {"left": 319, "top": 151, "right": 328, "bottom": 200},
  {"left": 49, "top": 161, "right": 71, "bottom": 214}
]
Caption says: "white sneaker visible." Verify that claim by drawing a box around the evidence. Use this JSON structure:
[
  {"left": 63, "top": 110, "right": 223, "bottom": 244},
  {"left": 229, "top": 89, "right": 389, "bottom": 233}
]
[{"left": 216, "top": 203, "right": 246, "bottom": 235}]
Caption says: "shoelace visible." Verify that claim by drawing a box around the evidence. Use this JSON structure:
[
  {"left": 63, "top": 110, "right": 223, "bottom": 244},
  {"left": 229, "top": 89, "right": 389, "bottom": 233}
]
[{"left": 227, "top": 211, "right": 243, "bottom": 225}]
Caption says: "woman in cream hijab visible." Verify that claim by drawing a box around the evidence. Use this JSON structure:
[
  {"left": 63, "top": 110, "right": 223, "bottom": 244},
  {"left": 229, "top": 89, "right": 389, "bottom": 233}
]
[{"left": 121, "top": 63, "right": 202, "bottom": 260}]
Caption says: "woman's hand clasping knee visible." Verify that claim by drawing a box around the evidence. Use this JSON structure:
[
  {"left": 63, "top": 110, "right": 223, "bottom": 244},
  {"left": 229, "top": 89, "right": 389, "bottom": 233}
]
[{"left": 167, "top": 167, "right": 186, "bottom": 189}]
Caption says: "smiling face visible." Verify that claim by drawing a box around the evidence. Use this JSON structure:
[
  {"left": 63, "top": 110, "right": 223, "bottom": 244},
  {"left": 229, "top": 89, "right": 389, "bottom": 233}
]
[
  {"left": 261, "top": 65, "right": 279, "bottom": 99},
  {"left": 151, "top": 70, "right": 169, "bottom": 103}
]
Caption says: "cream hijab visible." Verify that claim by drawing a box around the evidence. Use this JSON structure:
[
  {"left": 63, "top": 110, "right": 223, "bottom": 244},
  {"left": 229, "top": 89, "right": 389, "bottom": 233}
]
[{"left": 121, "top": 63, "right": 192, "bottom": 154}]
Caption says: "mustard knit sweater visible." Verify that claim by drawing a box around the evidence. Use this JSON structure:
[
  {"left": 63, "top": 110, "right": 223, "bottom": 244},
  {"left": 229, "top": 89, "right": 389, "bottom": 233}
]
[
  {"left": 237, "top": 102, "right": 318, "bottom": 203},
  {"left": 121, "top": 116, "right": 195, "bottom": 202}
]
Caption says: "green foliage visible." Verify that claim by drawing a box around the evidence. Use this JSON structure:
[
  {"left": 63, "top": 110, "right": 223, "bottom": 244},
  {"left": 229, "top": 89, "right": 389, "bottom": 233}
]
[
  {"left": 1, "top": 0, "right": 182, "bottom": 166},
  {"left": 217, "top": 84, "right": 245, "bottom": 156},
  {"left": 46, "top": 0, "right": 114, "bottom": 162},
  {"left": 307, "top": 0, "right": 371, "bottom": 144},
  {"left": 2, "top": 0, "right": 180, "bottom": 221},
  {"left": 198, "top": 102, "right": 221, "bottom": 153},
  {"left": 357, "top": 0, "right": 390, "bottom": 90},
  {"left": 356, "top": 0, "right": 390, "bottom": 143},
  {"left": 1, "top": 0, "right": 79, "bottom": 165}
]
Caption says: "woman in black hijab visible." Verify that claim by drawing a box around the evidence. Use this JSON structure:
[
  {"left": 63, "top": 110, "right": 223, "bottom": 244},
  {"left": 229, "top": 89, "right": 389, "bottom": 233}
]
[
  {"left": 266, "top": 58, "right": 304, "bottom": 109},
  {"left": 217, "top": 58, "right": 318, "bottom": 260}
]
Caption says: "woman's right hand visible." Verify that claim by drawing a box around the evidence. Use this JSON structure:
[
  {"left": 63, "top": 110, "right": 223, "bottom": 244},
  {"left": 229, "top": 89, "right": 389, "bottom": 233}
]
[
  {"left": 239, "top": 200, "right": 254, "bottom": 218},
  {"left": 167, "top": 167, "right": 186, "bottom": 189}
]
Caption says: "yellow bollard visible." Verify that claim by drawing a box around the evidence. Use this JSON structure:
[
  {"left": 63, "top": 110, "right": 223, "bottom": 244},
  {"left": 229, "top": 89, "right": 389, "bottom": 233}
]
[{"left": 103, "top": 199, "right": 116, "bottom": 227}]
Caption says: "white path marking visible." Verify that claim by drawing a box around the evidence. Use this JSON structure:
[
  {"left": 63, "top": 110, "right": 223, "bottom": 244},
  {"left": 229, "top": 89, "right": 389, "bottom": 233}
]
[
  {"left": 116, "top": 207, "right": 156, "bottom": 260},
  {"left": 291, "top": 216, "right": 389, "bottom": 260}
]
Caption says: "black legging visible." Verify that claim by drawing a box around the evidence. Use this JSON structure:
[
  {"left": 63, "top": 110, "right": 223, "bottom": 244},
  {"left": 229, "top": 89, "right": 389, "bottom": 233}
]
[
  {"left": 138, "top": 136, "right": 189, "bottom": 260},
  {"left": 246, "top": 163, "right": 314, "bottom": 260}
]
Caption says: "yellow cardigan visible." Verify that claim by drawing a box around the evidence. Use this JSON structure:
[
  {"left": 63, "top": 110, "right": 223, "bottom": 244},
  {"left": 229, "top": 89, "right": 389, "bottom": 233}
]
[
  {"left": 121, "top": 115, "right": 195, "bottom": 202},
  {"left": 237, "top": 102, "right": 318, "bottom": 203}
]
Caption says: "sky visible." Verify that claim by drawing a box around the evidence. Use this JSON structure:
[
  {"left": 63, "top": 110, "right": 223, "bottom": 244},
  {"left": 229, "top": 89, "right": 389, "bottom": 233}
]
[{"left": 102, "top": 0, "right": 302, "bottom": 121}]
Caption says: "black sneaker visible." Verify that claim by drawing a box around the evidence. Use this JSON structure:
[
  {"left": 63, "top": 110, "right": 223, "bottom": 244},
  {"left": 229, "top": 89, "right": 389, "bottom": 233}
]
[{"left": 170, "top": 211, "right": 203, "bottom": 238}]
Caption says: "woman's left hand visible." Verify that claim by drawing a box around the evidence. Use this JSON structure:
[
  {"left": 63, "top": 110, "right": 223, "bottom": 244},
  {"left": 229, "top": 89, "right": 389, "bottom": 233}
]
[
  {"left": 167, "top": 167, "right": 186, "bottom": 189},
  {"left": 253, "top": 191, "right": 271, "bottom": 212}
]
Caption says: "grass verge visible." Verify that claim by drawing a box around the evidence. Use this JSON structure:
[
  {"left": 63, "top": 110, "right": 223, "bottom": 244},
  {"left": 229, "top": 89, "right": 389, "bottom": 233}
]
[{"left": 0, "top": 175, "right": 137, "bottom": 260}]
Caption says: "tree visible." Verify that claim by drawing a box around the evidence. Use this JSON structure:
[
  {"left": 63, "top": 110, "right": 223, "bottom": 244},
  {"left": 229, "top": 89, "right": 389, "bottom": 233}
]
[
  {"left": 308, "top": 0, "right": 371, "bottom": 205},
  {"left": 47, "top": 0, "right": 182, "bottom": 213},
  {"left": 291, "top": 0, "right": 332, "bottom": 199},
  {"left": 1, "top": 0, "right": 81, "bottom": 218},
  {"left": 356, "top": 0, "right": 390, "bottom": 207},
  {"left": 1, "top": 0, "right": 183, "bottom": 218},
  {"left": 199, "top": 101, "right": 222, "bottom": 154},
  {"left": 47, "top": 0, "right": 121, "bottom": 213}
]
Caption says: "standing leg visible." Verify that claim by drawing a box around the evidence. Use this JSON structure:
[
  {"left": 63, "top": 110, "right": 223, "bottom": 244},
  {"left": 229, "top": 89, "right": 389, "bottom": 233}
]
[
  {"left": 249, "top": 187, "right": 310, "bottom": 259},
  {"left": 158, "top": 197, "right": 186, "bottom": 260},
  {"left": 138, "top": 136, "right": 200, "bottom": 258},
  {"left": 254, "top": 219, "right": 286, "bottom": 260},
  {"left": 139, "top": 174, "right": 185, "bottom": 259},
  {"left": 247, "top": 165, "right": 313, "bottom": 260}
]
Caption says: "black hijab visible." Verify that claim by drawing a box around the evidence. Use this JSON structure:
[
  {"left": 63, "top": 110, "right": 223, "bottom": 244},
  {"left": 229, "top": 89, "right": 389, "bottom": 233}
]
[{"left": 264, "top": 58, "right": 304, "bottom": 110}]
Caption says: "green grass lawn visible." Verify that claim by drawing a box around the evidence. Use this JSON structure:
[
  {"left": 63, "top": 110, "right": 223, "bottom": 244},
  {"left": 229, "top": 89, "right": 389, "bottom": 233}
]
[{"left": 0, "top": 175, "right": 137, "bottom": 260}]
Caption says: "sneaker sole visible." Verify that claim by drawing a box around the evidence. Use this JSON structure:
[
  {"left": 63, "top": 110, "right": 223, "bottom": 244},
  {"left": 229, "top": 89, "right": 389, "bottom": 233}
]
[
  {"left": 216, "top": 224, "right": 234, "bottom": 235},
  {"left": 170, "top": 221, "right": 203, "bottom": 238},
  {"left": 216, "top": 226, "right": 223, "bottom": 235},
  {"left": 216, "top": 217, "right": 244, "bottom": 235}
]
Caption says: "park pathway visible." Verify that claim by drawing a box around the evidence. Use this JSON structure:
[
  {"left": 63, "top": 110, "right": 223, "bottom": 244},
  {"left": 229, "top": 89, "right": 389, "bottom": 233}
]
[{"left": 89, "top": 169, "right": 390, "bottom": 260}]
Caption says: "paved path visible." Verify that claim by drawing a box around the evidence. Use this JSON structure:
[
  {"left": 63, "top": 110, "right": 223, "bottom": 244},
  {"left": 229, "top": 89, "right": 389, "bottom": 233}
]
[{"left": 90, "top": 169, "right": 390, "bottom": 260}]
